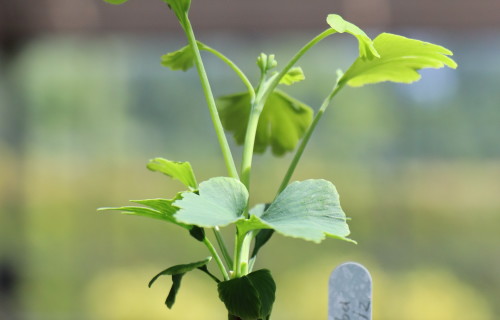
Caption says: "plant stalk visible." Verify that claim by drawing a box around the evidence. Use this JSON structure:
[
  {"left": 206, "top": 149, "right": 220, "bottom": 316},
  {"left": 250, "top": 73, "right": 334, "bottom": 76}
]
[
  {"left": 202, "top": 237, "right": 230, "bottom": 281},
  {"left": 213, "top": 226, "right": 233, "bottom": 268},
  {"left": 182, "top": 13, "right": 239, "bottom": 180},
  {"left": 277, "top": 83, "right": 344, "bottom": 195}
]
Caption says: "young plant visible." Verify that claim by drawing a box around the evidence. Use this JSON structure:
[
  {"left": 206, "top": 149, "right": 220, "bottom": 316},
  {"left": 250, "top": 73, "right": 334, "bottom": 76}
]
[{"left": 100, "top": 1, "right": 457, "bottom": 319}]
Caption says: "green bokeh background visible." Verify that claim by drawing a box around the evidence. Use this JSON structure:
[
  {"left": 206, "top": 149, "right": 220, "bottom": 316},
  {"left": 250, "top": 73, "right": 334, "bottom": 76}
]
[{"left": 1, "top": 12, "right": 500, "bottom": 320}]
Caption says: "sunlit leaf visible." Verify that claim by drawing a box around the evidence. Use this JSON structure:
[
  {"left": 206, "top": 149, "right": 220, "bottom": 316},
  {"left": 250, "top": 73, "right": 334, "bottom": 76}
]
[
  {"left": 149, "top": 257, "right": 211, "bottom": 309},
  {"left": 279, "top": 67, "right": 305, "bottom": 85},
  {"left": 218, "top": 269, "right": 276, "bottom": 320},
  {"left": 217, "top": 90, "right": 313, "bottom": 156},
  {"left": 174, "top": 177, "right": 248, "bottom": 227},
  {"left": 98, "top": 195, "right": 190, "bottom": 230},
  {"left": 147, "top": 158, "right": 197, "bottom": 189},
  {"left": 327, "top": 14, "right": 379, "bottom": 60},
  {"left": 239, "top": 179, "right": 354, "bottom": 243},
  {"left": 340, "top": 33, "right": 457, "bottom": 87}
]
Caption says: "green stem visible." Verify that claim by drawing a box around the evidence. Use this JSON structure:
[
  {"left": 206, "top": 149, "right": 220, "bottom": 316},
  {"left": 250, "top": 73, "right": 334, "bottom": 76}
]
[
  {"left": 213, "top": 226, "right": 233, "bottom": 268},
  {"left": 182, "top": 13, "right": 239, "bottom": 179},
  {"left": 201, "top": 45, "right": 255, "bottom": 102},
  {"left": 277, "top": 83, "right": 344, "bottom": 195},
  {"left": 232, "top": 231, "right": 253, "bottom": 278},
  {"left": 202, "top": 237, "right": 230, "bottom": 281},
  {"left": 240, "top": 29, "right": 336, "bottom": 190}
]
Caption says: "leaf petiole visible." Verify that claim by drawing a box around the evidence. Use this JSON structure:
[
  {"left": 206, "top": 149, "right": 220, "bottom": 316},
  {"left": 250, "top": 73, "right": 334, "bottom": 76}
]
[{"left": 277, "top": 82, "right": 344, "bottom": 195}]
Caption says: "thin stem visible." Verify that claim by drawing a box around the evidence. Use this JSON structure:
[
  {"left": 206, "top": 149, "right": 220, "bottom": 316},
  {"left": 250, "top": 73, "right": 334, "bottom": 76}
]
[
  {"left": 240, "top": 29, "right": 336, "bottom": 190},
  {"left": 201, "top": 45, "right": 255, "bottom": 102},
  {"left": 276, "top": 83, "right": 344, "bottom": 195},
  {"left": 202, "top": 237, "right": 230, "bottom": 281},
  {"left": 213, "top": 226, "right": 233, "bottom": 268},
  {"left": 232, "top": 231, "right": 253, "bottom": 278},
  {"left": 182, "top": 13, "right": 239, "bottom": 179}
]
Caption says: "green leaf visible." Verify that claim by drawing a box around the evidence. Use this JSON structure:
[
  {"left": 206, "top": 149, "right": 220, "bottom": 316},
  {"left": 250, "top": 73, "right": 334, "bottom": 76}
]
[
  {"left": 161, "top": 45, "right": 195, "bottom": 71},
  {"left": 326, "top": 14, "right": 379, "bottom": 60},
  {"left": 149, "top": 257, "right": 211, "bottom": 309},
  {"left": 147, "top": 158, "right": 197, "bottom": 189},
  {"left": 279, "top": 67, "right": 305, "bottom": 85},
  {"left": 102, "top": 0, "right": 128, "bottom": 4},
  {"left": 174, "top": 177, "right": 248, "bottom": 227},
  {"left": 340, "top": 33, "right": 457, "bottom": 87},
  {"left": 217, "top": 90, "right": 313, "bottom": 156},
  {"left": 218, "top": 269, "right": 276, "bottom": 320},
  {"left": 98, "top": 197, "right": 190, "bottom": 230},
  {"left": 240, "top": 179, "right": 354, "bottom": 243}
]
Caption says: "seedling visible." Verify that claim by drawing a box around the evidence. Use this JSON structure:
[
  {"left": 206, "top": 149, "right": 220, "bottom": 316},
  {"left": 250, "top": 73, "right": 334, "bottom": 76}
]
[{"left": 100, "top": 1, "right": 456, "bottom": 319}]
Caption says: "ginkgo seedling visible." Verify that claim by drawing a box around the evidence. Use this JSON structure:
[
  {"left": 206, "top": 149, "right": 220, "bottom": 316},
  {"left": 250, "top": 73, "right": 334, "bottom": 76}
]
[{"left": 99, "top": 1, "right": 456, "bottom": 319}]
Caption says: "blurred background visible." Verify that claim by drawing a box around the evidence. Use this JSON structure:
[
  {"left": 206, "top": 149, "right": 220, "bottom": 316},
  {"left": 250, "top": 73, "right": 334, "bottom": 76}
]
[{"left": 1, "top": 0, "right": 499, "bottom": 319}]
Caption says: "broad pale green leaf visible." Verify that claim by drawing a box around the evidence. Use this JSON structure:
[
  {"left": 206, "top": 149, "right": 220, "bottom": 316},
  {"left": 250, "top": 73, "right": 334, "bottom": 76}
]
[
  {"left": 279, "top": 67, "right": 305, "bottom": 85},
  {"left": 340, "top": 33, "right": 458, "bottom": 87},
  {"left": 103, "top": 0, "right": 128, "bottom": 4},
  {"left": 174, "top": 177, "right": 248, "bottom": 227},
  {"left": 240, "top": 179, "right": 353, "bottom": 243},
  {"left": 149, "top": 257, "right": 211, "bottom": 309},
  {"left": 217, "top": 90, "right": 313, "bottom": 156},
  {"left": 218, "top": 269, "right": 276, "bottom": 320},
  {"left": 147, "top": 158, "right": 197, "bottom": 189},
  {"left": 327, "top": 14, "right": 379, "bottom": 60}
]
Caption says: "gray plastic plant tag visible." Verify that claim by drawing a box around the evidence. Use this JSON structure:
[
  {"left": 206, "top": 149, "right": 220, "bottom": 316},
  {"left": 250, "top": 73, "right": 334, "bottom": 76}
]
[{"left": 328, "top": 262, "right": 372, "bottom": 320}]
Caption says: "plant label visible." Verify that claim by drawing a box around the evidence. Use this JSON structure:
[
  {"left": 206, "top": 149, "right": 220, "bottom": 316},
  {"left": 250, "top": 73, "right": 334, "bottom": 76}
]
[{"left": 328, "top": 262, "right": 372, "bottom": 320}]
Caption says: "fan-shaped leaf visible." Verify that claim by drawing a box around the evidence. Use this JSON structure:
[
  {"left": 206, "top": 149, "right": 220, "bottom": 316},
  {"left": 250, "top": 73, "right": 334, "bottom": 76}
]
[
  {"left": 327, "top": 14, "right": 379, "bottom": 60},
  {"left": 174, "top": 177, "right": 248, "bottom": 227},
  {"left": 340, "top": 33, "right": 457, "bottom": 87},
  {"left": 149, "top": 257, "right": 211, "bottom": 308},
  {"left": 217, "top": 90, "right": 313, "bottom": 156},
  {"left": 218, "top": 269, "right": 276, "bottom": 320},
  {"left": 279, "top": 67, "right": 305, "bottom": 85},
  {"left": 147, "top": 158, "right": 197, "bottom": 189},
  {"left": 238, "top": 180, "right": 353, "bottom": 243}
]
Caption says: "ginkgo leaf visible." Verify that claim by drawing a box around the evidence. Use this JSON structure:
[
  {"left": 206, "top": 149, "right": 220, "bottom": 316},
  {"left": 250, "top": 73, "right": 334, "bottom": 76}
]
[
  {"left": 238, "top": 179, "right": 354, "bottom": 243},
  {"left": 174, "top": 177, "right": 248, "bottom": 227},
  {"left": 149, "top": 257, "right": 211, "bottom": 309},
  {"left": 339, "top": 33, "right": 457, "bottom": 87},
  {"left": 218, "top": 269, "right": 276, "bottom": 320},
  {"left": 217, "top": 90, "right": 313, "bottom": 156},
  {"left": 327, "top": 14, "right": 379, "bottom": 60},
  {"left": 147, "top": 158, "right": 197, "bottom": 189},
  {"left": 98, "top": 194, "right": 191, "bottom": 229},
  {"left": 279, "top": 67, "right": 306, "bottom": 85}
]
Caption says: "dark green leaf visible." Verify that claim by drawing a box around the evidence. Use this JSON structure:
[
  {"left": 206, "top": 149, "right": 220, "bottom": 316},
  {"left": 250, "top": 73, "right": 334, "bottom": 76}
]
[
  {"left": 239, "top": 180, "right": 354, "bottom": 243},
  {"left": 188, "top": 226, "right": 206, "bottom": 242},
  {"left": 174, "top": 177, "right": 248, "bottom": 227},
  {"left": 326, "top": 14, "right": 379, "bottom": 60},
  {"left": 217, "top": 90, "right": 313, "bottom": 156},
  {"left": 340, "top": 33, "right": 457, "bottom": 87},
  {"left": 218, "top": 269, "right": 276, "bottom": 320},
  {"left": 147, "top": 158, "right": 197, "bottom": 189},
  {"left": 149, "top": 257, "right": 212, "bottom": 308}
]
